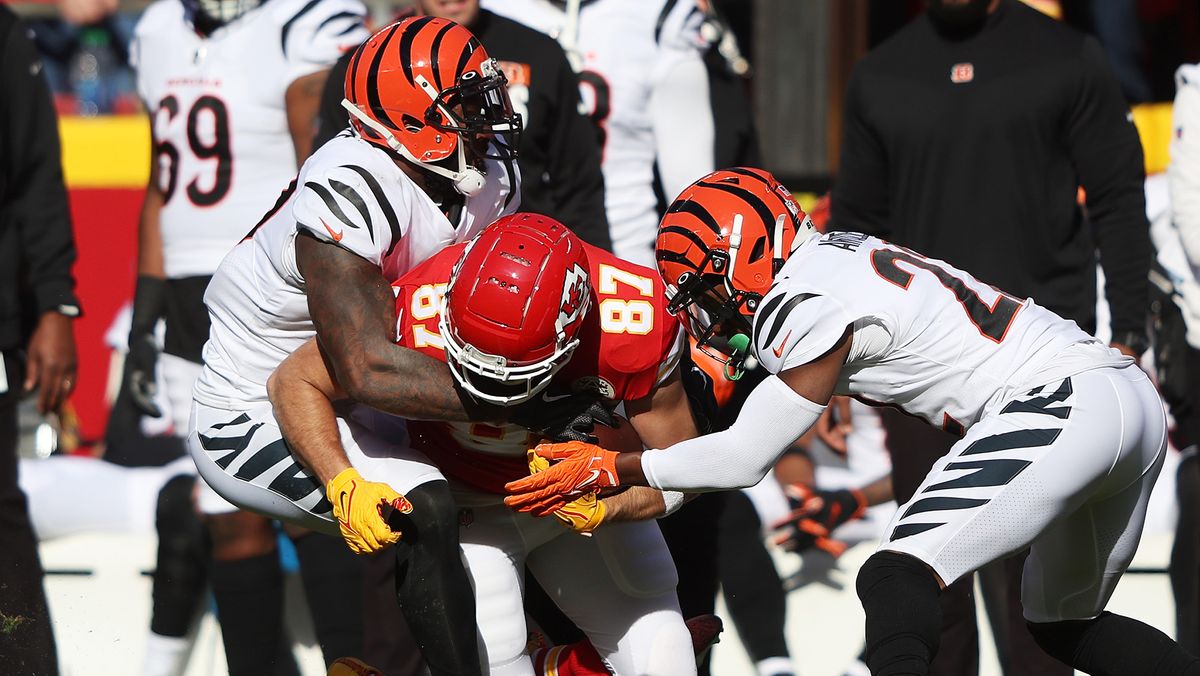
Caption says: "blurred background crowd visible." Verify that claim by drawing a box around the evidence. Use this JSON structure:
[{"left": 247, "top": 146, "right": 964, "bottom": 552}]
[{"left": 3, "top": 0, "right": 1200, "bottom": 674}]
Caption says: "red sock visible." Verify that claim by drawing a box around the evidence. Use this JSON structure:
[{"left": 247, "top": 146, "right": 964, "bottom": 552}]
[{"left": 530, "top": 639, "right": 609, "bottom": 675}]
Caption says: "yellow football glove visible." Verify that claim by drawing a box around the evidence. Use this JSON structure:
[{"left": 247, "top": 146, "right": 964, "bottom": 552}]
[
  {"left": 528, "top": 450, "right": 607, "bottom": 535},
  {"left": 326, "top": 467, "right": 411, "bottom": 554}
]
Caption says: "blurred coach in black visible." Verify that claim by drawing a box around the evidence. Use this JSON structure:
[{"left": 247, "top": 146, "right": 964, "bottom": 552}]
[
  {"left": 832, "top": 0, "right": 1151, "bottom": 674},
  {"left": 316, "top": 0, "right": 612, "bottom": 251},
  {"left": 0, "top": 5, "right": 81, "bottom": 673}
]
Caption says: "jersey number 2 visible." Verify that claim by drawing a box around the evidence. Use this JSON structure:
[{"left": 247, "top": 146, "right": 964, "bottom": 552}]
[
  {"left": 155, "top": 95, "right": 233, "bottom": 207},
  {"left": 871, "top": 248, "right": 1022, "bottom": 343}
]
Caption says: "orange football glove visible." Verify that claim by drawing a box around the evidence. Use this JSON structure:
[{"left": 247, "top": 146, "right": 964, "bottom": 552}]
[
  {"left": 528, "top": 449, "right": 608, "bottom": 535},
  {"left": 770, "top": 484, "right": 865, "bottom": 556},
  {"left": 504, "top": 441, "right": 619, "bottom": 516}
]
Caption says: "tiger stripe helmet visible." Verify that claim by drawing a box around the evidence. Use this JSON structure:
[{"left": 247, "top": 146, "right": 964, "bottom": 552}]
[
  {"left": 341, "top": 17, "right": 521, "bottom": 194},
  {"left": 655, "top": 167, "right": 816, "bottom": 377}
]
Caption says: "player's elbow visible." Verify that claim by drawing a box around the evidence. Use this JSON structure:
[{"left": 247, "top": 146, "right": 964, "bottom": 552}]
[
  {"left": 336, "top": 366, "right": 373, "bottom": 405},
  {"left": 333, "top": 345, "right": 390, "bottom": 405},
  {"left": 266, "top": 369, "right": 283, "bottom": 406},
  {"left": 266, "top": 366, "right": 296, "bottom": 410}
]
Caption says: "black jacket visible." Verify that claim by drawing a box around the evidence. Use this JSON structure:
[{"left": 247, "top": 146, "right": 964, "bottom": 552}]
[
  {"left": 0, "top": 6, "right": 79, "bottom": 351},
  {"left": 831, "top": 0, "right": 1150, "bottom": 337},
  {"left": 316, "top": 10, "right": 612, "bottom": 250}
]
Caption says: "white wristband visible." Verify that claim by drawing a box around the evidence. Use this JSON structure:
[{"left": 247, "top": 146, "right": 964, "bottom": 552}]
[{"left": 659, "top": 490, "right": 687, "bottom": 517}]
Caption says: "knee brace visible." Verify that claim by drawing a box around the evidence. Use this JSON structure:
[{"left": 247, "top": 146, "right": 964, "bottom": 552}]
[
  {"left": 1028, "top": 612, "right": 1200, "bottom": 676},
  {"left": 390, "top": 480, "right": 481, "bottom": 676},
  {"left": 856, "top": 551, "right": 943, "bottom": 676},
  {"left": 151, "top": 474, "right": 209, "bottom": 637},
  {"left": 391, "top": 480, "right": 461, "bottom": 576}
]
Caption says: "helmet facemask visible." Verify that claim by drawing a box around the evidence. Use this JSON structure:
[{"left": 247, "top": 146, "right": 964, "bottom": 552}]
[
  {"left": 438, "top": 234, "right": 591, "bottom": 406},
  {"left": 421, "top": 59, "right": 522, "bottom": 162},
  {"left": 665, "top": 252, "right": 759, "bottom": 381},
  {"left": 439, "top": 298, "right": 586, "bottom": 406},
  {"left": 185, "top": 0, "right": 260, "bottom": 32}
]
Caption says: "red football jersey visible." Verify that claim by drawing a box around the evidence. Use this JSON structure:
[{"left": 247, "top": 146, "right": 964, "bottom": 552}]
[{"left": 392, "top": 242, "right": 682, "bottom": 494}]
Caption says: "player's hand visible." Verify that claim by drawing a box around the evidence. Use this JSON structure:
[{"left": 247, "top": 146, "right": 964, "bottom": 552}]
[
  {"left": 24, "top": 312, "right": 77, "bottom": 415},
  {"left": 814, "top": 396, "right": 853, "bottom": 455},
  {"left": 527, "top": 449, "right": 607, "bottom": 535},
  {"left": 125, "top": 275, "right": 167, "bottom": 418},
  {"left": 504, "top": 441, "right": 619, "bottom": 516},
  {"left": 326, "top": 467, "right": 411, "bottom": 554},
  {"left": 770, "top": 484, "right": 866, "bottom": 554},
  {"left": 125, "top": 330, "right": 162, "bottom": 418},
  {"left": 508, "top": 390, "right": 616, "bottom": 442}
]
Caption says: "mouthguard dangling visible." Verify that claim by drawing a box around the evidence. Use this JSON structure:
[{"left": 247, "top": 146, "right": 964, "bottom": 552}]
[{"left": 723, "top": 333, "right": 751, "bottom": 381}]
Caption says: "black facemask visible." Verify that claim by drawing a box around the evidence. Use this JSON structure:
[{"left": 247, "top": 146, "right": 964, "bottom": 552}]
[{"left": 927, "top": 0, "right": 993, "bottom": 38}]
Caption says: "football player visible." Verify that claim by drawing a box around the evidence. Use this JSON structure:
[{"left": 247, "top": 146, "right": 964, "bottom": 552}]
[
  {"left": 126, "top": 0, "right": 367, "bottom": 672},
  {"left": 268, "top": 213, "right": 699, "bottom": 674},
  {"left": 188, "top": 17, "right": 561, "bottom": 675},
  {"left": 508, "top": 168, "right": 1200, "bottom": 676},
  {"left": 482, "top": 0, "right": 715, "bottom": 268}
]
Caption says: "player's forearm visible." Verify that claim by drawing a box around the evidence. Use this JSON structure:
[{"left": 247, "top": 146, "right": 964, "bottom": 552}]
[
  {"left": 600, "top": 487, "right": 666, "bottom": 522},
  {"left": 298, "top": 232, "right": 497, "bottom": 423},
  {"left": 267, "top": 360, "right": 350, "bottom": 485},
  {"left": 634, "top": 376, "right": 824, "bottom": 491},
  {"left": 286, "top": 69, "right": 329, "bottom": 164},
  {"left": 860, "top": 474, "right": 894, "bottom": 507},
  {"left": 137, "top": 158, "right": 166, "bottom": 278},
  {"left": 650, "top": 55, "right": 714, "bottom": 201},
  {"left": 351, "top": 342, "right": 498, "bottom": 423}
]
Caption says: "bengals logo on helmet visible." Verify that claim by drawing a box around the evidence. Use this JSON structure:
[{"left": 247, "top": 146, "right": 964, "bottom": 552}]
[{"left": 558, "top": 263, "right": 590, "bottom": 329}]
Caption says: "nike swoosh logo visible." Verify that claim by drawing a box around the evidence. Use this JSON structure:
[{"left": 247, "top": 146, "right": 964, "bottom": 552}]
[
  {"left": 581, "top": 469, "right": 601, "bottom": 489},
  {"left": 773, "top": 330, "right": 792, "bottom": 359},
  {"left": 320, "top": 218, "right": 344, "bottom": 242},
  {"left": 542, "top": 392, "right": 572, "bottom": 403}
]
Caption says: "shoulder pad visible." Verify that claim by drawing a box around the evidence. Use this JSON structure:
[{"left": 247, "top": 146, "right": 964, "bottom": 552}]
[{"left": 752, "top": 285, "right": 851, "bottom": 375}]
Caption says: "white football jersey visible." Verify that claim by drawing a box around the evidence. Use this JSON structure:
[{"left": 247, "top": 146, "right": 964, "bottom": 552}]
[
  {"left": 130, "top": 0, "right": 368, "bottom": 279},
  {"left": 193, "top": 132, "right": 520, "bottom": 409},
  {"left": 753, "top": 232, "right": 1129, "bottom": 432},
  {"left": 482, "top": 0, "right": 711, "bottom": 266}
]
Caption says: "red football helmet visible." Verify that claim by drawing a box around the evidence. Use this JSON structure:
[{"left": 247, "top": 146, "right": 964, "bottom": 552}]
[
  {"left": 655, "top": 167, "right": 816, "bottom": 379},
  {"left": 342, "top": 17, "right": 521, "bottom": 196},
  {"left": 440, "top": 213, "right": 591, "bottom": 404}
]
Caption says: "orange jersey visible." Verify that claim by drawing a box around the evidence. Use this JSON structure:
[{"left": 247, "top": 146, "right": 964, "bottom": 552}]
[{"left": 392, "top": 243, "right": 682, "bottom": 494}]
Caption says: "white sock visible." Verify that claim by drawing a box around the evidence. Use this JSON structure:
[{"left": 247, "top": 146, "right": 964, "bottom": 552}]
[
  {"left": 141, "top": 632, "right": 190, "bottom": 676},
  {"left": 756, "top": 656, "right": 796, "bottom": 676}
]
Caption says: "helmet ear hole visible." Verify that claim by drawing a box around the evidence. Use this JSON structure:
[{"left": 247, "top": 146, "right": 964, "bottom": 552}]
[
  {"left": 748, "top": 236, "right": 767, "bottom": 264},
  {"left": 402, "top": 115, "right": 424, "bottom": 133}
]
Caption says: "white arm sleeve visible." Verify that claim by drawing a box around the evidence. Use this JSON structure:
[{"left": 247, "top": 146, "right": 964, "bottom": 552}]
[
  {"left": 640, "top": 375, "right": 825, "bottom": 491},
  {"left": 650, "top": 41, "right": 714, "bottom": 199},
  {"left": 1170, "top": 65, "right": 1200, "bottom": 270}
]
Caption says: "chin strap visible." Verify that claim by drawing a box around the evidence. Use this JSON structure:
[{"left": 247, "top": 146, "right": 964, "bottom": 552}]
[{"left": 340, "top": 99, "right": 486, "bottom": 197}]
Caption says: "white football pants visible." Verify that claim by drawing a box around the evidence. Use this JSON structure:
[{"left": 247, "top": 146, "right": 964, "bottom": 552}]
[{"left": 880, "top": 364, "right": 1167, "bottom": 623}]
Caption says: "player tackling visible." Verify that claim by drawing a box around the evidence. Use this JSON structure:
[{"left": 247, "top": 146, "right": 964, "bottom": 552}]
[
  {"left": 507, "top": 167, "right": 1200, "bottom": 675},
  {"left": 269, "top": 214, "right": 700, "bottom": 674}
]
